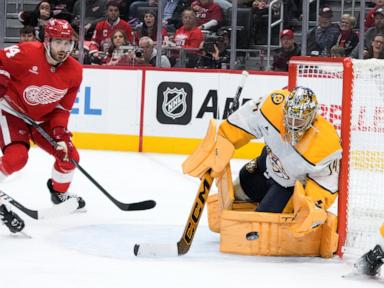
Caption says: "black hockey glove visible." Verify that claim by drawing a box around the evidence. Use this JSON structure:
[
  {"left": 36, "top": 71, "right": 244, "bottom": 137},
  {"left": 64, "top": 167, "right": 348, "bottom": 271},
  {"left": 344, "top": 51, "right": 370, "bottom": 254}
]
[
  {"left": 355, "top": 245, "right": 384, "bottom": 276},
  {"left": 0, "top": 204, "right": 25, "bottom": 233}
]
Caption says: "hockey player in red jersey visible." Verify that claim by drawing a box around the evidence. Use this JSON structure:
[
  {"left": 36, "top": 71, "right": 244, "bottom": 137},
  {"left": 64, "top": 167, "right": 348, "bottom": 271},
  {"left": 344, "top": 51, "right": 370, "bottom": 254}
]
[{"left": 0, "top": 18, "right": 85, "bottom": 233}]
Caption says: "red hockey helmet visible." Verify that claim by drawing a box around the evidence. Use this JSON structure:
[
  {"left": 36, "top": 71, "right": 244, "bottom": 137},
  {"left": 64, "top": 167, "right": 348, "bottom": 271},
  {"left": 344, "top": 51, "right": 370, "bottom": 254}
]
[
  {"left": 44, "top": 18, "right": 74, "bottom": 41},
  {"left": 44, "top": 19, "right": 75, "bottom": 64}
]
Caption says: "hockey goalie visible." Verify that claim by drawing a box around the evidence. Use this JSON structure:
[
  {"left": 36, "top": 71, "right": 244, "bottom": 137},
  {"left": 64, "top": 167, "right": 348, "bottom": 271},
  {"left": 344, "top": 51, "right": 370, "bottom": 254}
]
[{"left": 182, "top": 86, "right": 340, "bottom": 257}]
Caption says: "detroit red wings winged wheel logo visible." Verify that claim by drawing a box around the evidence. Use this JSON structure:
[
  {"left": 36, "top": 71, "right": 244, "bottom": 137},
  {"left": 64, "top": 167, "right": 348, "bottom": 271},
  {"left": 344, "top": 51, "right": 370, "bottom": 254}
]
[{"left": 23, "top": 85, "right": 68, "bottom": 106}]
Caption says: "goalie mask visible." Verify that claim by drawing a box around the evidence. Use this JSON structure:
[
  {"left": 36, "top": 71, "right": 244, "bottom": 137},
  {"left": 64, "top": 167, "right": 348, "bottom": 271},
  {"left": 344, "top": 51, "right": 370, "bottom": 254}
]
[
  {"left": 283, "top": 86, "right": 318, "bottom": 145},
  {"left": 44, "top": 19, "right": 75, "bottom": 65}
]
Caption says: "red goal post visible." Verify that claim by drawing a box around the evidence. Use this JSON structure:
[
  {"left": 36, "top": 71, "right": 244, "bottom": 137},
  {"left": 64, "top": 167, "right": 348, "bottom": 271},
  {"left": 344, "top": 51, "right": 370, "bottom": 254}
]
[{"left": 288, "top": 56, "right": 384, "bottom": 257}]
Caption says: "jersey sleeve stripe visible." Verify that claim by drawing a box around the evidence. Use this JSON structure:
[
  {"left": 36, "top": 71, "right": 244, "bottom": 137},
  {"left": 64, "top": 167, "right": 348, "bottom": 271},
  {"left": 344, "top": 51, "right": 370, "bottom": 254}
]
[
  {"left": 292, "top": 146, "right": 316, "bottom": 166},
  {"left": 226, "top": 118, "right": 255, "bottom": 137},
  {"left": 259, "top": 108, "right": 281, "bottom": 133},
  {"left": 0, "top": 69, "right": 10, "bottom": 79}
]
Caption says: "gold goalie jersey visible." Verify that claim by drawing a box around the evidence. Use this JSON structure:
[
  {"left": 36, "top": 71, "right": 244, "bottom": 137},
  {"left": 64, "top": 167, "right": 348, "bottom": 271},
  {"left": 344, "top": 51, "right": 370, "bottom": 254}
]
[{"left": 219, "top": 89, "right": 342, "bottom": 209}]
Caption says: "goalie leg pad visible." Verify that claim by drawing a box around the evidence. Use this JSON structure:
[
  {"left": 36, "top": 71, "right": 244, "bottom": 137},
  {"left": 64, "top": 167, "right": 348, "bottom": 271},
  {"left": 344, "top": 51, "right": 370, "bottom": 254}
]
[
  {"left": 219, "top": 210, "right": 338, "bottom": 257},
  {"left": 207, "top": 194, "right": 220, "bottom": 233}
]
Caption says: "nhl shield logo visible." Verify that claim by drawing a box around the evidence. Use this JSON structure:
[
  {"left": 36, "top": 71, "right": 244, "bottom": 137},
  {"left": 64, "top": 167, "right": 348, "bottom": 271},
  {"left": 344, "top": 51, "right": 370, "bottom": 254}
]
[
  {"left": 162, "top": 87, "right": 187, "bottom": 119},
  {"left": 157, "top": 82, "right": 192, "bottom": 125}
]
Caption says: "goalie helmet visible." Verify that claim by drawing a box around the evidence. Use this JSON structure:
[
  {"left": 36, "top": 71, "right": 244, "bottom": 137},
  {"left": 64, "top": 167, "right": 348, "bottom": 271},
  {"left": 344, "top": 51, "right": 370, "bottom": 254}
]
[
  {"left": 44, "top": 19, "right": 75, "bottom": 64},
  {"left": 283, "top": 86, "right": 318, "bottom": 145}
]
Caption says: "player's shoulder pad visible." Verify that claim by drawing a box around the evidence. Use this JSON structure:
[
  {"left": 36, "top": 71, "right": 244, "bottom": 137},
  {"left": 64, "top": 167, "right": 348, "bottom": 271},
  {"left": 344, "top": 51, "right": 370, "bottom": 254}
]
[
  {"left": 260, "top": 89, "right": 290, "bottom": 111},
  {"left": 296, "top": 115, "right": 341, "bottom": 165},
  {"left": 259, "top": 89, "right": 290, "bottom": 132},
  {"left": 19, "top": 41, "right": 44, "bottom": 54},
  {"left": 64, "top": 56, "right": 83, "bottom": 80}
]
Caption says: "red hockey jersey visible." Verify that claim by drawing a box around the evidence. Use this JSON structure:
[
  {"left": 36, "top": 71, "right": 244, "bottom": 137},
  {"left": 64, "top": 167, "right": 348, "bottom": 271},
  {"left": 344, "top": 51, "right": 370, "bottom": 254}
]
[
  {"left": 89, "top": 18, "right": 133, "bottom": 53},
  {"left": 0, "top": 41, "right": 82, "bottom": 129}
]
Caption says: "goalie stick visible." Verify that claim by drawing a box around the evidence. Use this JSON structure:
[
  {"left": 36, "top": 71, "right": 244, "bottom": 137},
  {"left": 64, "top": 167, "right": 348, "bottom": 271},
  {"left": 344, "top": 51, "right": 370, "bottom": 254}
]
[
  {"left": 227, "top": 71, "right": 249, "bottom": 117},
  {"left": 134, "top": 71, "right": 249, "bottom": 257},
  {"left": 134, "top": 170, "right": 213, "bottom": 256},
  {"left": 0, "top": 101, "right": 156, "bottom": 212},
  {"left": 0, "top": 190, "right": 78, "bottom": 220}
]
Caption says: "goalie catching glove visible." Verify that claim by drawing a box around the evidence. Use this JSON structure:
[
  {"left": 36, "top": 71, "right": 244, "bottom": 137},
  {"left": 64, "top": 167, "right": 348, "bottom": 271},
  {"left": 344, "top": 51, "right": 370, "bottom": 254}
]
[
  {"left": 52, "top": 127, "right": 74, "bottom": 162},
  {"left": 289, "top": 181, "right": 327, "bottom": 237}
]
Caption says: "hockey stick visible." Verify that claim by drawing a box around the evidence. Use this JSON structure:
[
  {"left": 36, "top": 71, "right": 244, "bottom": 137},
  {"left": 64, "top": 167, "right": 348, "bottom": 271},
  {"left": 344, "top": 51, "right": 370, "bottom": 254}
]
[
  {"left": 0, "top": 102, "right": 156, "bottom": 212},
  {"left": 134, "top": 71, "right": 249, "bottom": 257},
  {"left": 226, "top": 71, "right": 249, "bottom": 118},
  {"left": 0, "top": 190, "right": 78, "bottom": 220},
  {"left": 134, "top": 170, "right": 213, "bottom": 256}
]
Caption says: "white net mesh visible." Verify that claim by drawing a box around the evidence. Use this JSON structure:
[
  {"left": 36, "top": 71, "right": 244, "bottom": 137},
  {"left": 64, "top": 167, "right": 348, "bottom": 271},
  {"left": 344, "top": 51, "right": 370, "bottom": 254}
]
[
  {"left": 344, "top": 59, "right": 384, "bottom": 254},
  {"left": 293, "top": 58, "right": 384, "bottom": 255},
  {"left": 294, "top": 61, "right": 344, "bottom": 133}
]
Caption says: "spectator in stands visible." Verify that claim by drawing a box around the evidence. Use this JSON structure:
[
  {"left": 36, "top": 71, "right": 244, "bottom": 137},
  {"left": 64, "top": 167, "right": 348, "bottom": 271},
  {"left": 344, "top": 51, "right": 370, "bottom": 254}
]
[
  {"left": 307, "top": 6, "right": 340, "bottom": 57},
  {"left": 272, "top": 29, "right": 300, "bottom": 71},
  {"left": 191, "top": 0, "right": 223, "bottom": 31},
  {"left": 330, "top": 45, "right": 346, "bottom": 57},
  {"left": 250, "top": 0, "right": 280, "bottom": 44},
  {"left": 365, "top": 0, "right": 384, "bottom": 31},
  {"left": 50, "top": 0, "right": 76, "bottom": 23},
  {"left": 134, "top": 10, "right": 168, "bottom": 44},
  {"left": 163, "top": 0, "right": 191, "bottom": 32},
  {"left": 283, "top": 0, "right": 302, "bottom": 28},
  {"left": 198, "top": 28, "right": 230, "bottom": 68},
  {"left": 72, "top": 0, "right": 107, "bottom": 39},
  {"left": 351, "top": 7, "right": 384, "bottom": 58},
  {"left": 19, "top": 25, "right": 37, "bottom": 42},
  {"left": 105, "top": 29, "right": 131, "bottom": 65},
  {"left": 336, "top": 14, "right": 359, "bottom": 56},
  {"left": 18, "top": 1, "right": 52, "bottom": 41},
  {"left": 109, "top": 0, "right": 130, "bottom": 20},
  {"left": 137, "top": 36, "right": 171, "bottom": 67},
  {"left": 89, "top": 1, "right": 133, "bottom": 57},
  {"left": 173, "top": 8, "right": 204, "bottom": 48},
  {"left": 129, "top": 0, "right": 190, "bottom": 32},
  {"left": 351, "top": 34, "right": 384, "bottom": 59},
  {"left": 169, "top": 8, "right": 204, "bottom": 67}
]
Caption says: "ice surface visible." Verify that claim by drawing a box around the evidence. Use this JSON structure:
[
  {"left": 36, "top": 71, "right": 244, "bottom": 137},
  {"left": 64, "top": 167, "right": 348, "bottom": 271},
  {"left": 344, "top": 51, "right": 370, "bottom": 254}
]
[{"left": 0, "top": 148, "right": 382, "bottom": 288}]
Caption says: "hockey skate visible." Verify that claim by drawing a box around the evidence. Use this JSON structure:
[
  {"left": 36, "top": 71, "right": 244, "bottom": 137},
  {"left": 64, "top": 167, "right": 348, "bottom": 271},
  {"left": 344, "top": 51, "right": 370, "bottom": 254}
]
[
  {"left": 0, "top": 204, "right": 25, "bottom": 233},
  {"left": 47, "top": 179, "right": 86, "bottom": 209},
  {"left": 354, "top": 245, "right": 384, "bottom": 276}
]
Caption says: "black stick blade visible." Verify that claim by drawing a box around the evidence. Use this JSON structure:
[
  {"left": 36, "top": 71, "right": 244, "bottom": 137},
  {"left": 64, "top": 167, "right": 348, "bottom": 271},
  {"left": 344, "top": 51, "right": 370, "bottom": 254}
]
[{"left": 118, "top": 200, "right": 156, "bottom": 211}]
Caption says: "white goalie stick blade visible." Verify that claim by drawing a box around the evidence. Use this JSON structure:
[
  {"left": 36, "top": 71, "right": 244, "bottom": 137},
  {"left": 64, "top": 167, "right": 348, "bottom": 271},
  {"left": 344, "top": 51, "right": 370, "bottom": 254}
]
[
  {"left": 133, "top": 243, "right": 178, "bottom": 257},
  {"left": 37, "top": 198, "right": 79, "bottom": 219}
]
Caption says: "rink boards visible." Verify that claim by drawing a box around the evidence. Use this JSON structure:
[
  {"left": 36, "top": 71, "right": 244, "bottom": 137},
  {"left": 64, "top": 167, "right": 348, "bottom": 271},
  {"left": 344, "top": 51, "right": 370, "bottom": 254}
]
[{"left": 69, "top": 66, "right": 287, "bottom": 159}]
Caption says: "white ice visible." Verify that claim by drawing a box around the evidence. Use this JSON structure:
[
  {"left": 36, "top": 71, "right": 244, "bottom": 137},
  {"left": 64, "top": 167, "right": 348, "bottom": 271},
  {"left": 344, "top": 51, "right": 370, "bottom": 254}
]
[{"left": 0, "top": 148, "right": 382, "bottom": 288}]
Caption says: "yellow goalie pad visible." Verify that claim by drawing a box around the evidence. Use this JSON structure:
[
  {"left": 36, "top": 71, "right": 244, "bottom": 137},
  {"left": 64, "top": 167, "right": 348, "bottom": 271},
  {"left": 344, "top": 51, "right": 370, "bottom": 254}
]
[
  {"left": 207, "top": 165, "right": 338, "bottom": 258},
  {"left": 219, "top": 210, "right": 338, "bottom": 258},
  {"left": 381, "top": 223, "right": 384, "bottom": 238},
  {"left": 182, "top": 119, "right": 235, "bottom": 178},
  {"left": 289, "top": 181, "right": 327, "bottom": 237}
]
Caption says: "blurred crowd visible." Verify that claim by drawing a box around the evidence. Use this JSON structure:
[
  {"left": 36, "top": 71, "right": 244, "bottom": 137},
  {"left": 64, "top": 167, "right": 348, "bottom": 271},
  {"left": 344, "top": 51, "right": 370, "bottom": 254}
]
[{"left": 16, "top": 0, "right": 384, "bottom": 71}]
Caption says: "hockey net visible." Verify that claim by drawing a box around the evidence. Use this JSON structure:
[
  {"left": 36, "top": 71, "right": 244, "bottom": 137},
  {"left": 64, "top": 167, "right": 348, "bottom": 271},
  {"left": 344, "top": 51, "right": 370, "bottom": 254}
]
[{"left": 288, "top": 57, "right": 384, "bottom": 256}]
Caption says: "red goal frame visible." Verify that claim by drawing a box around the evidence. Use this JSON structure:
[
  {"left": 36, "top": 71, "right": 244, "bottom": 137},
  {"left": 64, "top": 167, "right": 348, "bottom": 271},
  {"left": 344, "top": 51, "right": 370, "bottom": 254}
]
[{"left": 288, "top": 56, "right": 354, "bottom": 256}]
